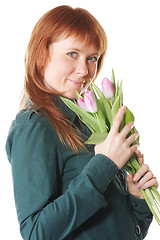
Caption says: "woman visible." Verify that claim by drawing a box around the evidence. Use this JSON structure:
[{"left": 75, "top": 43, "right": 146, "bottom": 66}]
[{"left": 6, "top": 5, "right": 158, "bottom": 240}]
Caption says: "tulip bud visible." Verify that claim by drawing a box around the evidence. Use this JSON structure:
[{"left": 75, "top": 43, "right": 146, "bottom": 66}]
[
  {"left": 101, "top": 78, "right": 114, "bottom": 99},
  {"left": 84, "top": 90, "right": 97, "bottom": 113},
  {"left": 77, "top": 98, "right": 88, "bottom": 111}
]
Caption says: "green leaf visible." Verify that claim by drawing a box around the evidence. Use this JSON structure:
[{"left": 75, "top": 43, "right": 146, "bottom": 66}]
[
  {"left": 111, "top": 96, "right": 120, "bottom": 126},
  {"left": 90, "top": 85, "right": 108, "bottom": 133},
  {"left": 76, "top": 91, "right": 82, "bottom": 100},
  {"left": 85, "top": 132, "right": 108, "bottom": 144},
  {"left": 119, "top": 80, "right": 123, "bottom": 105},
  {"left": 60, "top": 97, "right": 100, "bottom": 132},
  {"left": 111, "top": 69, "right": 116, "bottom": 92},
  {"left": 125, "top": 107, "right": 134, "bottom": 124},
  {"left": 90, "top": 80, "right": 112, "bottom": 126},
  {"left": 114, "top": 80, "right": 119, "bottom": 102},
  {"left": 125, "top": 107, "right": 140, "bottom": 145}
]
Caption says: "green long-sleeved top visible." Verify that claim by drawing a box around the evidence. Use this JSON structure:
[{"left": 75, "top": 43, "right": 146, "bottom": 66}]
[{"left": 6, "top": 97, "right": 152, "bottom": 240}]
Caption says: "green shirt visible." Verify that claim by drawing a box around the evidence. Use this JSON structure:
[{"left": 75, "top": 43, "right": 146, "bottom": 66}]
[{"left": 6, "top": 97, "right": 152, "bottom": 240}]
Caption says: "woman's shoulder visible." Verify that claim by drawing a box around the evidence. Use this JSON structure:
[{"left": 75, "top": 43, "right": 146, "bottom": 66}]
[
  {"left": 15, "top": 108, "right": 48, "bottom": 125},
  {"left": 10, "top": 108, "right": 56, "bottom": 135},
  {"left": 6, "top": 109, "right": 61, "bottom": 162}
]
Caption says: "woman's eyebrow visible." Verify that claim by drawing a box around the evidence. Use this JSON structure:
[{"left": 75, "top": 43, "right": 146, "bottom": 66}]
[{"left": 66, "top": 48, "right": 100, "bottom": 56}]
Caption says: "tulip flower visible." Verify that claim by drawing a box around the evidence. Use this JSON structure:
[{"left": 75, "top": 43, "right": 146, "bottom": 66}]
[
  {"left": 101, "top": 77, "right": 114, "bottom": 99},
  {"left": 77, "top": 98, "right": 89, "bottom": 112},
  {"left": 84, "top": 90, "right": 97, "bottom": 113},
  {"left": 77, "top": 91, "right": 97, "bottom": 113}
]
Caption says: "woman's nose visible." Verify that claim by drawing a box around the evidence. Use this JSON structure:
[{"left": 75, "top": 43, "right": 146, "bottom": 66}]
[{"left": 76, "top": 60, "right": 88, "bottom": 77}]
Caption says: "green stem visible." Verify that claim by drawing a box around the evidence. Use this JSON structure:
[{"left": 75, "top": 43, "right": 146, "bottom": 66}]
[
  {"left": 151, "top": 186, "right": 160, "bottom": 202},
  {"left": 125, "top": 154, "right": 141, "bottom": 175},
  {"left": 130, "top": 154, "right": 141, "bottom": 171},
  {"left": 95, "top": 112, "right": 103, "bottom": 132},
  {"left": 145, "top": 189, "right": 160, "bottom": 216},
  {"left": 140, "top": 189, "right": 160, "bottom": 225},
  {"left": 150, "top": 188, "right": 160, "bottom": 208},
  {"left": 124, "top": 159, "right": 136, "bottom": 175},
  {"left": 109, "top": 99, "right": 113, "bottom": 107}
]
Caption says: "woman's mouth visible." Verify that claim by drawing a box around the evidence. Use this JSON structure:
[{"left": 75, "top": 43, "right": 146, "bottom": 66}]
[{"left": 68, "top": 79, "right": 84, "bottom": 86}]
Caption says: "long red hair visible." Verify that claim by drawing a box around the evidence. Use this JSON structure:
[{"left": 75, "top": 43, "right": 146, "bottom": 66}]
[{"left": 20, "top": 5, "right": 107, "bottom": 152}]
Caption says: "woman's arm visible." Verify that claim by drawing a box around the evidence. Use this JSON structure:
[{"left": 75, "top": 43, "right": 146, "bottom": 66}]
[
  {"left": 6, "top": 111, "right": 118, "bottom": 240},
  {"left": 126, "top": 150, "right": 158, "bottom": 238}
]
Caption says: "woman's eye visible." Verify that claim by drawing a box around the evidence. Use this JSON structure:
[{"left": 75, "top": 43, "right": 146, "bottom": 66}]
[
  {"left": 67, "top": 52, "right": 77, "bottom": 58},
  {"left": 87, "top": 56, "right": 98, "bottom": 62}
]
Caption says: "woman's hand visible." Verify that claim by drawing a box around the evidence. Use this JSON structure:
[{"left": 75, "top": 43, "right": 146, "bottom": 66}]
[
  {"left": 95, "top": 106, "right": 139, "bottom": 169},
  {"left": 127, "top": 150, "right": 159, "bottom": 199}
]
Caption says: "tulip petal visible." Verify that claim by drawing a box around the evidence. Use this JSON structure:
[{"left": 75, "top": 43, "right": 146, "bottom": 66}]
[
  {"left": 101, "top": 78, "right": 114, "bottom": 99},
  {"left": 77, "top": 98, "right": 88, "bottom": 112},
  {"left": 84, "top": 90, "right": 97, "bottom": 113}
]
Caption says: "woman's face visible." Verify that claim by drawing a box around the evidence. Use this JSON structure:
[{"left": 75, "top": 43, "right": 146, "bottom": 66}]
[{"left": 44, "top": 36, "right": 100, "bottom": 99}]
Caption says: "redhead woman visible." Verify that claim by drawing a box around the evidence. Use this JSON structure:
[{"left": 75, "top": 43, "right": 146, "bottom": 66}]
[{"left": 6, "top": 5, "right": 158, "bottom": 240}]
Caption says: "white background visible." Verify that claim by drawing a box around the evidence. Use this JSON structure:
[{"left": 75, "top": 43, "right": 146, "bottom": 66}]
[{"left": 0, "top": 0, "right": 160, "bottom": 239}]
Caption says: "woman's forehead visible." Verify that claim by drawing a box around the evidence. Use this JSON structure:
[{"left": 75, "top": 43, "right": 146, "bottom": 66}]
[
  {"left": 53, "top": 33, "right": 101, "bottom": 53},
  {"left": 49, "top": 35, "right": 99, "bottom": 56}
]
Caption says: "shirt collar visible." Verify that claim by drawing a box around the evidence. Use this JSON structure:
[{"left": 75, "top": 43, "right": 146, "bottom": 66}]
[
  {"left": 26, "top": 96, "right": 77, "bottom": 123},
  {"left": 56, "top": 96, "right": 77, "bottom": 123}
]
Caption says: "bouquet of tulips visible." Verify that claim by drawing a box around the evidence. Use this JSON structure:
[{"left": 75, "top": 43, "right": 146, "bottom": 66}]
[{"left": 61, "top": 70, "right": 160, "bottom": 225}]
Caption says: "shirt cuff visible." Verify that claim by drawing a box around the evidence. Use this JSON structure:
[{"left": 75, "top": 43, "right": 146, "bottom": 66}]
[
  {"left": 82, "top": 154, "right": 119, "bottom": 194},
  {"left": 128, "top": 192, "right": 152, "bottom": 215}
]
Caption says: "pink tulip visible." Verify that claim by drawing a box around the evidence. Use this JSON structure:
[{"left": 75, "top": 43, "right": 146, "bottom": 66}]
[
  {"left": 84, "top": 90, "right": 97, "bottom": 113},
  {"left": 101, "top": 78, "right": 114, "bottom": 99},
  {"left": 77, "top": 98, "right": 89, "bottom": 111},
  {"left": 77, "top": 91, "right": 97, "bottom": 113}
]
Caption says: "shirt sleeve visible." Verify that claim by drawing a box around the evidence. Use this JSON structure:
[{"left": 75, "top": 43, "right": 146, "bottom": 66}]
[{"left": 6, "top": 113, "right": 118, "bottom": 240}]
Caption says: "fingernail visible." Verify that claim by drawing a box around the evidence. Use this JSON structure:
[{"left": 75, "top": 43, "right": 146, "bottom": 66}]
[
  {"left": 135, "top": 132, "right": 139, "bottom": 138},
  {"left": 133, "top": 176, "right": 138, "bottom": 181},
  {"left": 121, "top": 106, "right": 126, "bottom": 111}
]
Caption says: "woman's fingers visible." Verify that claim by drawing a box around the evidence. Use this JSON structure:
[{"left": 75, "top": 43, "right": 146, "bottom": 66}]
[
  {"left": 133, "top": 164, "right": 149, "bottom": 181},
  {"left": 120, "top": 121, "right": 134, "bottom": 139},
  {"left": 126, "top": 131, "right": 139, "bottom": 146},
  {"left": 136, "top": 171, "right": 153, "bottom": 188},
  {"left": 143, "top": 178, "right": 159, "bottom": 189},
  {"left": 111, "top": 106, "right": 126, "bottom": 134},
  {"left": 111, "top": 106, "right": 138, "bottom": 147},
  {"left": 135, "top": 150, "right": 144, "bottom": 165},
  {"left": 130, "top": 144, "right": 139, "bottom": 154},
  {"left": 137, "top": 176, "right": 158, "bottom": 190},
  {"left": 95, "top": 106, "right": 140, "bottom": 169},
  {"left": 111, "top": 106, "right": 137, "bottom": 145},
  {"left": 133, "top": 164, "right": 159, "bottom": 190}
]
